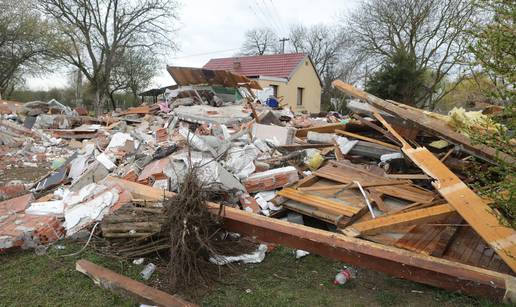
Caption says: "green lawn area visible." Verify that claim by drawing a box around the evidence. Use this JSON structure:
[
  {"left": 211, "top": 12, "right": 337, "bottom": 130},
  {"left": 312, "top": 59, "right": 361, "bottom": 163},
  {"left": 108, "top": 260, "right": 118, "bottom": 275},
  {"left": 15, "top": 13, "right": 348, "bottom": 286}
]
[{"left": 0, "top": 242, "right": 507, "bottom": 307}]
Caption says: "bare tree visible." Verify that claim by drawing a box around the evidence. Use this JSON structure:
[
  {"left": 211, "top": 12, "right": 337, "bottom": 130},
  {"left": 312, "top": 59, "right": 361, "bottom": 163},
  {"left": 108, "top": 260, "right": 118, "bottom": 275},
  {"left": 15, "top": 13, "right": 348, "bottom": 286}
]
[
  {"left": 0, "top": 0, "right": 53, "bottom": 98},
  {"left": 39, "top": 0, "right": 178, "bottom": 114},
  {"left": 240, "top": 27, "right": 279, "bottom": 56},
  {"left": 108, "top": 47, "right": 159, "bottom": 109},
  {"left": 345, "top": 0, "right": 476, "bottom": 108}
]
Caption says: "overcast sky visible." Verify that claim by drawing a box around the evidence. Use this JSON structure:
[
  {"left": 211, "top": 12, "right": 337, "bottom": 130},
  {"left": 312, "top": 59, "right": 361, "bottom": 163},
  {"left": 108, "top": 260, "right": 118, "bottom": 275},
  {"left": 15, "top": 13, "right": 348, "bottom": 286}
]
[{"left": 27, "top": 0, "right": 359, "bottom": 91}]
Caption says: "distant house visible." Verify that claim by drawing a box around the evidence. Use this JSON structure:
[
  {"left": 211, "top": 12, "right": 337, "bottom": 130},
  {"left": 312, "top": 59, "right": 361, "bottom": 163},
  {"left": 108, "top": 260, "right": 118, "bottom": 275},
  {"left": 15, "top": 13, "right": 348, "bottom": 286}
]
[{"left": 203, "top": 53, "right": 322, "bottom": 113}]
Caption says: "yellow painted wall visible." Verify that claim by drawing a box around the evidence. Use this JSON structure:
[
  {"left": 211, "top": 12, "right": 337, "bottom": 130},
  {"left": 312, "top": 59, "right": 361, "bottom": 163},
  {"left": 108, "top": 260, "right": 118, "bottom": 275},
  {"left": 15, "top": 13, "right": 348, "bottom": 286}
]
[{"left": 256, "top": 58, "right": 322, "bottom": 113}]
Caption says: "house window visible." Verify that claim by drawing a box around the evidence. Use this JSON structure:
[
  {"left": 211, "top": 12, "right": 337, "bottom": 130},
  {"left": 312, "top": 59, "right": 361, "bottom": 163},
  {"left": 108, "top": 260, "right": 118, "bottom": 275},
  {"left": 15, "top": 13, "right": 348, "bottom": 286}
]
[
  {"left": 270, "top": 84, "right": 278, "bottom": 97},
  {"left": 297, "top": 87, "right": 304, "bottom": 106}
]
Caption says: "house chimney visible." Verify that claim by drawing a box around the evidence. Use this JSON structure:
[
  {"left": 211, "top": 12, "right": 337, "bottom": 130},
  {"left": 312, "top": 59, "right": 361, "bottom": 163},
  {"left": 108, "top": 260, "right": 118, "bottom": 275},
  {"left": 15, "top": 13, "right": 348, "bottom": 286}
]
[{"left": 232, "top": 59, "right": 241, "bottom": 70}]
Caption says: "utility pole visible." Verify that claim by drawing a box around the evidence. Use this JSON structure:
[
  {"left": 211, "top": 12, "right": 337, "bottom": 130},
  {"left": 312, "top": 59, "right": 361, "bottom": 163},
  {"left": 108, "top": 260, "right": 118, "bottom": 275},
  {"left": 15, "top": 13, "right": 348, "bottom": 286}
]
[{"left": 279, "top": 37, "right": 290, "bottom": 54}]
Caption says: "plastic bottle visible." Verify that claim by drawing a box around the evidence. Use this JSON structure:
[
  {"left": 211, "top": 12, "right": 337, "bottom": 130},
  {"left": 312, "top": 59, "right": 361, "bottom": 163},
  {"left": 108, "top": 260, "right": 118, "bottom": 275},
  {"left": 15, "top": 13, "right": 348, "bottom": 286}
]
[
  {"left": 334, "top": 267, "right": 356, "bottom": 285},
  {"left": 140, "top": 263, "right": 156, "bottom": 280}
]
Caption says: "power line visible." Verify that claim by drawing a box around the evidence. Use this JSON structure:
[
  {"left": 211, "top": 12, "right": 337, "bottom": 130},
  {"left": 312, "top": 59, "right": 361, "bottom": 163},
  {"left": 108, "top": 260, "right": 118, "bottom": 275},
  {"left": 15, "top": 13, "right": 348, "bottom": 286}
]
[
  {"left": 260, "top": 0, "right": 283, "bottom": 36},
  {"left": 254, "top": 0, "right": 281, "bottom": 36},
  {"left": 249, "top": 3, "right": 268, "bottom": 28},
  {"left": 269, "top": 0, "right": 289, "bottom": 36},
  {"left": 169, "top": 48, "right": 241, "bottom": 60}
]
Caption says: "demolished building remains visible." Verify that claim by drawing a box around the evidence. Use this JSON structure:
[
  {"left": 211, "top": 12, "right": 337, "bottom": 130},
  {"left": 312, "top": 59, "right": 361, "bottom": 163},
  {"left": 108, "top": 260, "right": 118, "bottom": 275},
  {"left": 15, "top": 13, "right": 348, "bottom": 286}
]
[{"left": 0, "top": 67, "right": 515, "bottom": 305}]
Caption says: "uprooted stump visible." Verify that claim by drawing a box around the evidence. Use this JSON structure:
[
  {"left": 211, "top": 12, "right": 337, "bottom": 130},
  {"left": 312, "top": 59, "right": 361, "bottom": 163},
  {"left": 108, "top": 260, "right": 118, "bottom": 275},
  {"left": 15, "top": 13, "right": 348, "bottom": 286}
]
[{"left": 165, "top": 166, "right": 228, "bottom": 293}]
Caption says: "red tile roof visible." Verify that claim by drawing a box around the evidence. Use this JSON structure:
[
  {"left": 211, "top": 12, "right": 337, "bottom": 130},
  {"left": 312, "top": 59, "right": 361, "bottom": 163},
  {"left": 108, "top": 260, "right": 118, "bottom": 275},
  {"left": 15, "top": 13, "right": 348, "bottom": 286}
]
[{"left": 203, "top": 53, "right": 308, "bottom": 79}]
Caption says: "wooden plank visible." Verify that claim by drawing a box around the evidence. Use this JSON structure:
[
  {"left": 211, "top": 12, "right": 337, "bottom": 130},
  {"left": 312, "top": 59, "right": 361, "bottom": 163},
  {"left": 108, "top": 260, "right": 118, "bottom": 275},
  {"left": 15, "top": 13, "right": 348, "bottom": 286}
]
[
  {"left": 332, "top": 80, "right": 515, "bottom": 165},
  {"left": 384, "top": 173, "right": 431, "bottom": 180},
  {"left": 429, "top": 215, "right": 464, "bottom": 257},
  {"left": 103, "top": 176, "right": 173, "bottom": 200},
  {"left": 370, "top": 185, "right": 435, "bottom": 203},
  {"left": 343, "top": 204, "right": 455, "bottom": 236},
  {"left": 315, "top": 162, "right": 404, "bottom": 187},
  {"left": 277, "top": 143, "right": 334, "bottom": 151},
  {"left": 76, "top": 260, "right": 195, "bottom": 307},
  {"left": 294, "top": 174, "right": 320, "bottom": 188},
  {"left": 295, "top": 123, "right": 348, "bottom": 137},
  {"left": 374, "top": 112, "right": 516, "bottom": 273},
  {"left": 351, "top": 113, "right": 401, "bottom": 145},
  {"left": 335, "top": 129, "right": 400, "bottom": 150},
  {"left": 209, "top": 203, "right": 515, "bottom": 301},
  {"left": 278, "top": 188, "right": 361, "bottom": 217},
  {"left": 282, "top": 200, "right": 351, "bottom": 227}
]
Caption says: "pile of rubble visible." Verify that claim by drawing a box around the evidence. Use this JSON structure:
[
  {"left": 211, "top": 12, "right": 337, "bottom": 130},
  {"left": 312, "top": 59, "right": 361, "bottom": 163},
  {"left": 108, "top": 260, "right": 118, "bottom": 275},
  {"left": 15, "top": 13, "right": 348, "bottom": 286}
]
[{"left": 1, "top": 71, "right": 515, "bottom": 304}]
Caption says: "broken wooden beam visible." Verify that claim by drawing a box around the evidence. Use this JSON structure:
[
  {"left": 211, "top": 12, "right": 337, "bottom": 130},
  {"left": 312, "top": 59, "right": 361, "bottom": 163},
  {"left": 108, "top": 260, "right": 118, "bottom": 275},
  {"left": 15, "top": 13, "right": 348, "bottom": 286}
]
[
  {"left": 335, "top": 129, "right": 400, "bottom": 150},
  {"left": 342, "top": 204, "right": 455, "bottom": 237},
  {"left": 76, "top": 259, "right": 195, "bottom": 307},
  {"left": 278, "top": 187, "right": 361, "bottom": 217},
  {"left": 332, "top": 80, "right": 515, "bottom": 165},
  {"left": 209, "top": 204, "right": 516, "bottom": 302},
  {"left": 374, "top": 112, "right": 516, "bottom": 273},
  {"left": 295, "top": 123, "right": 348, "bottom": 137}
]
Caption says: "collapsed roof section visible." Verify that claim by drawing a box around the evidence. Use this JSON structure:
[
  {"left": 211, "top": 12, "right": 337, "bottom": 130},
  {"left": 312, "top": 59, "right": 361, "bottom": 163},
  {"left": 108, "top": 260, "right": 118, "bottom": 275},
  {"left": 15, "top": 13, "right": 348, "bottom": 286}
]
[{"left": 166, "top": 66, "right": 262, "bottom": 90}]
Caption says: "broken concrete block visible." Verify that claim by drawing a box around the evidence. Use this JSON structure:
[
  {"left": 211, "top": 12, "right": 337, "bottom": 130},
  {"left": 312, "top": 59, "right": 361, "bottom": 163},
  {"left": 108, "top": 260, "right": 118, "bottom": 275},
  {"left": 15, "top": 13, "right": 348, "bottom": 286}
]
[
  {"left": 155, "top": 127, "right": 168, "bottom": 143},
  {"left": 252, "top": 123, "right": 295, "bottom": 145},
  {"left": 70, "top": 161, "right": 110, "bottom": 192},
  {"left": 137, "top": 156, "right": 171, "bottom": 183},
  {"left": 179, "top": 127, "right": 217, "bottom": 156},
  {"left": 96, "top": 153, "right": 116, "bottom": 171},
  {"left": 239, "top": 194, "right": 260, "bottom": 213},
  {"left": 307, "top": 131, "right": 335, "bottom": 144},
  {"left": 25, "top": 200, "right": 65, "bottom": 217},
  {"left": 65, "top": 187, "right": 120, "bottom": 236},
  {"left": 0, "top": 183, "right": 27, "bottom": 201},
  {"left": 243, "top": 166, "right": 299, "bottom": 193},
  {"left": 225, "top": 145, "right": 259, "bottom": 179},
  {"left": 0, "top": 194, "right": 34, "bottom": 218},
  {"left": 0, "top": 214, "right": 64, "bottom": 250}
]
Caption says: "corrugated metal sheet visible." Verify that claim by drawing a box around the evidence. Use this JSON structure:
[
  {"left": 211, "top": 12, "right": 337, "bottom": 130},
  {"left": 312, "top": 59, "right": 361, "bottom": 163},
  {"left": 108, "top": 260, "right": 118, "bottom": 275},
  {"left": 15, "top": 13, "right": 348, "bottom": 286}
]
[{"left": 166, "top": 66, "right": 262, "bottom": 90}]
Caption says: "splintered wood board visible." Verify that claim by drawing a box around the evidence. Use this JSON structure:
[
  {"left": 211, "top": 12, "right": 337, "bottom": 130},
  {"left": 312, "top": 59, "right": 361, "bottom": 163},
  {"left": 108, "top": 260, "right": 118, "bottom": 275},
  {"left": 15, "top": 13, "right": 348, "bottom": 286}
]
[
  {"left": 394, "top": 213, "right": 462, "bottom": 256},
  {"left": 278, "top": 188, "right": 361, "bottom": 217},
  {"left": 403, "top": 146, "right": 516, "bottom": 272},
  {"left": 335, "top": 129, "right": 400, "bottom": 150},
  {"left": 315, "top": 162, "right": 435, "bottom": 203},
  {"left": 373, "top": 111, "right": 516, "bottom": 273},
  {"left": 344, "top": 203, "right": 455, "bottom": 236},
  {"left": 331, "top": 80, "right": 515, "bottom": 165},
  {"left": 370, "top": 184, "right": 435, "bottom": 203}
]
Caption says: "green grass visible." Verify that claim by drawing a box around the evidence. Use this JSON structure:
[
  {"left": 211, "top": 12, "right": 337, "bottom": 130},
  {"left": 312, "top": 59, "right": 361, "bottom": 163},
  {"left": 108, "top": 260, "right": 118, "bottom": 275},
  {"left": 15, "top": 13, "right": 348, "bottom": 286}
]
[
  {"left": 0, "top": 242, "right": 137, "bottom": 306},
  {"left": 0, "top": 243, "right": 508, "bottom": 307}
]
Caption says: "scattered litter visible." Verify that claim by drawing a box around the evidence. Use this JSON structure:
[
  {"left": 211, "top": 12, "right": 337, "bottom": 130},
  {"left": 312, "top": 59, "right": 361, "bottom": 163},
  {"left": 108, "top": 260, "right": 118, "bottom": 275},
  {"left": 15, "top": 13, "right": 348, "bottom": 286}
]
[
  {"left": 210, "top": 244, "right": 268, "bottom": 265},
  {"left": 140, "top": 263, "right": 156, "bottom": 280},
  {"left": 295, "top": 249, "right": 310, "bottom": 259}
]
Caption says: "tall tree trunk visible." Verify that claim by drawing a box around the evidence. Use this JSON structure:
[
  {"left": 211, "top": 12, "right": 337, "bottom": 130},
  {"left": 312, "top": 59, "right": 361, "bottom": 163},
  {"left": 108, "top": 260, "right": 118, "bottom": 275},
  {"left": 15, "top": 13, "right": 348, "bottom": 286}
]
[
  {"left": 94, "top": 88, "right": 104, "bottom": 116},
  {"left": 109, "top": 91, "right": 117, "bottom": 111}
]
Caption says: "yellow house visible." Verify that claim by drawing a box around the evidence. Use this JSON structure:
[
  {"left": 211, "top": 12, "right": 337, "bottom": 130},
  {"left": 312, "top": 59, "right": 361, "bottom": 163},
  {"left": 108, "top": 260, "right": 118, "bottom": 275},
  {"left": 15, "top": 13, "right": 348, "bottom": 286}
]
[{"left": 203, "top": 53, "right": 322, "bottom": 113}]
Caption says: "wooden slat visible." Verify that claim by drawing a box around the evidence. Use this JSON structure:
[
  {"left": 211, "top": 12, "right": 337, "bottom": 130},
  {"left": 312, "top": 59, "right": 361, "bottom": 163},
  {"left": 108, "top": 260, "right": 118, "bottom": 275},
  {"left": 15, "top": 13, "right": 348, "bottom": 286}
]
[
  {"left": 373, "top": 112, "right": 516, "bottom": 273},
  {"left": 343, "top": 204, "right": 455, "bottom": 236},
  {"left": 370, "top": 185, "right": 435, "bottom": 203},
  {"left": 351, "top": 113, "right": 401, "bottom": 145},
  {"left": 295, "top": 123, "right": 348, "bottom": 137},
  {"left": 335, "top": 129, "right": 400, "bottom": 150},
  {"left": 384, "top": 173, "right": 431, "bottom": 180},
  {"left": 429, "top": 215, "right": 464, "bottom": 257},
  {"left": 332, "top": 80, "right": 515, "bottom": 165},
  {"left": 278, "top": 188, "right": 361, "bottom": 217},
  {"left": 76, "top": 260, "right": 195, "bottom": 307}
]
